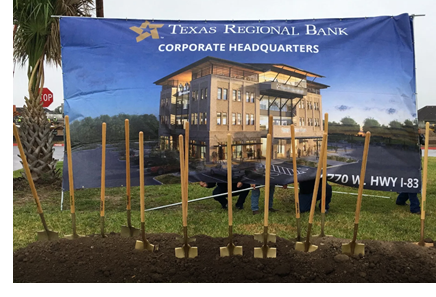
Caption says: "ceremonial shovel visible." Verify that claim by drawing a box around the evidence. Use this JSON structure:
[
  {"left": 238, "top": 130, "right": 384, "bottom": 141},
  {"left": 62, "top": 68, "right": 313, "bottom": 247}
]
[
  {"left": 13, "top": 124, "right": 59, "bottom": 241},
  {"left": 295, "top": 132, "right": 327, "bottom": 253},
  {"left": 64, "top": 116, "right": 83, "bottom": 239},
  {"left": 342, "top": 132, "right": 371, "bottom": 256},
  {"left": 414, "top": 122, "right": 433, "bottom": 247},
  {"left": 315, "top": 113, "right": 332, "bottom": 238},
  {"left": 100, "top": 123, "right": 107, "bottom": 238},
  {"left": 135, "top": 132, "right": 155, "bottom": 251},
  {"left": 290, "top": 125, "right": 301, "bottom": 241},
  {"left": 254, "top": 133, "right": 277, "bottom": 258},
  {"left": 220, "top": 134, "right": 243, "bottom": 257},
  {"left": 175, "top": 124, "right": 198, "bottom": 258},
  {"left": 121, "top": 119, "right": 140, "bottom": 237}
]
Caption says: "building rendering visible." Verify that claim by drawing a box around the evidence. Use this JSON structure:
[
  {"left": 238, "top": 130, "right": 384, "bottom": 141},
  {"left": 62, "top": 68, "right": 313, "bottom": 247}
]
[{"left": 155, "top": 56, "right": 329, "bottom": 161}]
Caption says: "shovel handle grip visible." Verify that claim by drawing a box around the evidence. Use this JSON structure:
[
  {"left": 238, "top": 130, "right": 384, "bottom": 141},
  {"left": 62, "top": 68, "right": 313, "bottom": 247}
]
[
  {"left": 227, "top": 134, "right": 233, "bottom": 225},
  {"left": 139, "top": 132, "right": 145, "bottom": 222},
  {"left": 264, "top": 134, "right": 272, "bottom": 226},
  {"left": 291, "top": 125, "right": 300, "bottom": 219},
  {"left": 354, "top": 132, "right": 370, "bottom": 224},
  {"left": 179, "top": 135, "right": 187, "bottom": 227},
  {"left": 309, "top": 132, "right": 327, "bottom": 224},
  {"left": 125, "top": 119, "right": 131, "bottom": 210},
  {"left": 13, "top": 124, "right": 43, "bottom": 214},
  {"left": 65, "top": 116, "right": 76, "bottom": 214},
  {"left": 100, "top": 123, "right": 106, "bottom": 217},
  {"left": 321, "top": 113, "right": 328, "bottom": 213}
]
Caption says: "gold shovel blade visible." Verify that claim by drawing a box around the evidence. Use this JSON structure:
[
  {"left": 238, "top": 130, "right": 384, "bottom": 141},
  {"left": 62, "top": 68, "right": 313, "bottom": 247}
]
[
  {"left": 254, "top": 247, "right": 277, "bottom": 258},
  {"left": 314, "top": 233, "right": 333, "bottom": 238},
  {"left": 295, "top": 241, "right": 318, "bottom": 253},
  {"left": 413, "top": 242, "right": 434, "bottom": 247},
  {"left": 342, "top": 242, "right": 365, "bottom": 256},
  {"left": 135, "top": 240, "right": 155, "bottom": 252},
  {"left": 219, "top": 245, "right": 243, "bottom": 257},
  {"left": 175, "top": 245, "right": 198, "bottom": 258},
  {"left": 120, "top": 225, "right": 140, "bottom": 237},
  {"left": 37, "top": 230, "right": 59, "bottom": 242},
  {"left": 253, "top": 232, "right": 277, "bottom": 243},
  {"left": 64, "top": 233, "right": 83, "bottom": 240}
]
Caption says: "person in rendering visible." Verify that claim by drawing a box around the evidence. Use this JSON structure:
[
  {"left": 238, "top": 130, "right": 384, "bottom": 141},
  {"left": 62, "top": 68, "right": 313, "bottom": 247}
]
[
  {"left": 395, "top": 128, "right": 425, "bottom": 214},
  {"left": 199, "top": 181, "right": 251, "bottom": 210},
  {"left": 299, "top": 178, "right": 332, "bottom": 213},
  {"left": 250, "top": 183, "right": 282, "bottom": 215}
]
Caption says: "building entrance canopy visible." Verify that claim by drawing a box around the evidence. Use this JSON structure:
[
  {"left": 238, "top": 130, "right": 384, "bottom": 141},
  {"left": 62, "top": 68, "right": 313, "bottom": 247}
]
[{"left": 259, "top": 81, "right": 307, "bottom": 98}]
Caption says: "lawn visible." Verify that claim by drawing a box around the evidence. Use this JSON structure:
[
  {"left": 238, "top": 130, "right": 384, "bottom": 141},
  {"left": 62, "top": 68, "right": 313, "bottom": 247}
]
[{"left": 12, "top": 157, "right": 436, "bottom": 251}]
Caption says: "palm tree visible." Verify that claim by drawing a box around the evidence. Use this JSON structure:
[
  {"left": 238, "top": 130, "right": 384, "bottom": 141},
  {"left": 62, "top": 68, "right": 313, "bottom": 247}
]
[{"left": 13, "top": 0, "right": 94, "bottom": 182}]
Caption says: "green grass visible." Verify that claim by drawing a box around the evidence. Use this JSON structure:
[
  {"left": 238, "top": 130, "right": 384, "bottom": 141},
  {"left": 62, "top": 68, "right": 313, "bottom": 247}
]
[{"left": 13, "top": 158, "right": 436, "bottom": 251}]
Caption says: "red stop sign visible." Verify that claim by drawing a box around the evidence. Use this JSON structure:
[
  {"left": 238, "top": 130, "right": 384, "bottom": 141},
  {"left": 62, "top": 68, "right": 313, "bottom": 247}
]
[{"left": 40, "top": 88, "right": 53, "bottom": 108}]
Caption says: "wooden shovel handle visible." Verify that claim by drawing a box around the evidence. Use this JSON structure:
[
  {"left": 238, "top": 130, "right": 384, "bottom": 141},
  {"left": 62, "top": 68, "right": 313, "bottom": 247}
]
[
  {"left": 321, "top": 113, "right": 328, "bottom": 213},
  {"left": 264, "top": 133, "right": 272, "bottom": 226},
  {"left": 65, "top": 116, "right": 75, "bottom": 214},
  {"left": 309, "top": 132, "right": 327, "bottom": 224},
  {"left": 100, "top": 123, "right": 106, "bottom": 218},
  {"left": 139, "top": 132, "right": 145, "bottom": 222},
  {"left": 227, "top": 134, "right": 233, "bottom": 226},
  {"left": 355, "top": 132, "right": 371, "bottom": 224},
  {"left": 421, "top": 122, "right": 429, "bottom": 219},
  {"left": 184, "top": 122, "right": 190, "bottom": 225},
  {"left": 13, "top": 124, "right": 43, "bottom": 214},
  {"left": 291, "top": 125, "right": 300, "bottom": 219},
  {"left": 178, "top": 134, "right": 187, "bottom": 227},
  {"left": 125, "top": 119, "right": 131, "bottom": 211}
]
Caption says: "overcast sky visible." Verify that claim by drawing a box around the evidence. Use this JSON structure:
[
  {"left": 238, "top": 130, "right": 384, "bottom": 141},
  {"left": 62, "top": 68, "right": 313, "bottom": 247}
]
[{"left": 9, "top": 0, "right": 435, "bottom": 112}]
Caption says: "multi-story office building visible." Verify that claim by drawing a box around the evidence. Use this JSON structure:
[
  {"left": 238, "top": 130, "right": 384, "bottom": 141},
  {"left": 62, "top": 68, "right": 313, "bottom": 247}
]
[{"left": 155, "top": 56, "right": 329, "bottom": 161}]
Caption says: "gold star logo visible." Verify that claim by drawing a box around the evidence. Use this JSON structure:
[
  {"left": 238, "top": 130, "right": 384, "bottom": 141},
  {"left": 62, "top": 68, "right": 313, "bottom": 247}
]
[{"left": 130, "top": 21, "right": 164, "bottom": 42}]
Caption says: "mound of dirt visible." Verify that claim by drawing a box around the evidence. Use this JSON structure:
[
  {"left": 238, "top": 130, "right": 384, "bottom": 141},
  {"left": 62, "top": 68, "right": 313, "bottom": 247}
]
[{"left": 13, "top": 233, "right": 436, "bottom": 283}]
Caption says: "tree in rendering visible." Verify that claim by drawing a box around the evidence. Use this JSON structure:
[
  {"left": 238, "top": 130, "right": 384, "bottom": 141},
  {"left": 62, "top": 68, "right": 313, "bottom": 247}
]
[{"left": 13, "top": 0, "right": 93, "bottom": 182}]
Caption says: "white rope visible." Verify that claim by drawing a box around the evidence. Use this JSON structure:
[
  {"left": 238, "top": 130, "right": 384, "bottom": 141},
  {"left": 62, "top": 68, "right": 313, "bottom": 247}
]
[
  {"left": 144, "top": 183, "right": 392, "bottom": 212},
  {"left": 144, "top": 185, "right": 264, "bottom": 212}
]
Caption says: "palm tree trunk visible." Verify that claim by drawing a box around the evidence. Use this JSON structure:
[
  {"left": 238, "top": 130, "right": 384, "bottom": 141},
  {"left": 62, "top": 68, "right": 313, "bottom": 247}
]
[{"left": 18, "top": 57, "right": 58, "bottom": 182}]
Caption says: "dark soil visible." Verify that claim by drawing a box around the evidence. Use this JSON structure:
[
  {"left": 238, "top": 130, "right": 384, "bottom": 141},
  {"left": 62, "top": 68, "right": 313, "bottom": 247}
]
[{"left": 13, "top": 232, "right": 436, "bottom": 283}]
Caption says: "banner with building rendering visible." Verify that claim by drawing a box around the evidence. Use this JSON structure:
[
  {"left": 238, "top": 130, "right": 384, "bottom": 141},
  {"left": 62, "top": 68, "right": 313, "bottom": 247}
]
[{"left": 60, "top": 14, "right": 421, "bottom": 193}]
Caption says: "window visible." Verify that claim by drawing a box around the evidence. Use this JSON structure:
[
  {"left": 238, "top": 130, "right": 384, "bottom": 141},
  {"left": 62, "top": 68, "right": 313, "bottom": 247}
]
[
  {"left": 246, "top": 114, "right": 250, "bottom": 125},
  {"left": 204, "top": 112, "right": 207, "bottom": 125},
  {"left": 200, "top": 113, "right": 204, "bottom": 125},
  {"left": 191, "top": 113, "right": 195, "bottom": 125},
  {"left": 237, "top": 90, "right": 241, "bottom": 101},
  {"left": 232, "top": 113, "right": 236, "bottom": 125},
  {"left": 217, "top": 88, "right": 222, "bottom": 100},
  {"left": 250, "top": 93, "right": 255, "bottom": 103},
  {"left": 223, "top": 88, "right": 228, "bottom": 100},
  {"left": 250, "top": 114, "right": 254, "bottom": 125},
  {"left": 194, "top": 113, "right": 198, "bottom": 125},
  {"left": 246, "top": 92, "right": 249, "bottom": 102},
  {"left": 237, "top": 113, "right": 241, "bottom": 125},
  {"left": 200, "top": 89, "right": 204, "bottom": 100},
  {"left": 232, "top": 90, "right": 237, "bottom": 101},
  {"left": 217, "top": 112, "right": 221, "bottom": 125},
  {"left": 204, "top": 88, "right": 208, "bottom": 99},
  {"left": 222, "top": 112, "right": 227, "bottom": 125}
]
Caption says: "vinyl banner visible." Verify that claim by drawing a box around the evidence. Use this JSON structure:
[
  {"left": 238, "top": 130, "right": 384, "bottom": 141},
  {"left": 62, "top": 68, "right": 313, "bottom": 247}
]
[{"left": 60, "top": 14, "right": 421, "bottom": 192}]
